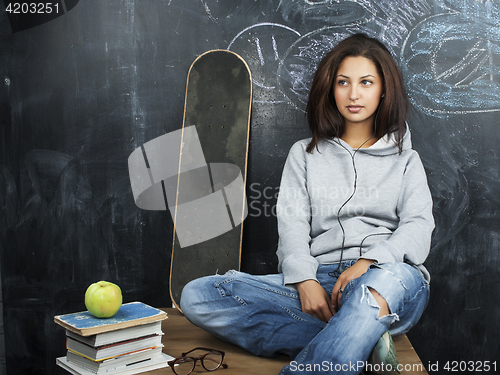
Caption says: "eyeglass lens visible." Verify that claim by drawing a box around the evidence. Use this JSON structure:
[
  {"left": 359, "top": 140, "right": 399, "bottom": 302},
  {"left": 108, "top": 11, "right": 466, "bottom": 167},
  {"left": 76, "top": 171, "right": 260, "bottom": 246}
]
[
  {"left": 173, "top": 357, "right": 195, "bottom": 375},
  {"left": 202, "top": 351, "right": 223, "bottom": 371}
]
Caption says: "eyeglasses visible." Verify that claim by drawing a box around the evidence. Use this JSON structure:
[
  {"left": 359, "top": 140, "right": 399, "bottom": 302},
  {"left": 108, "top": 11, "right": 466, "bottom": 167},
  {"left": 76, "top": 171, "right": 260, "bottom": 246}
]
[{"left": 168, "top": 347, "right": 228, "bottom": 375}]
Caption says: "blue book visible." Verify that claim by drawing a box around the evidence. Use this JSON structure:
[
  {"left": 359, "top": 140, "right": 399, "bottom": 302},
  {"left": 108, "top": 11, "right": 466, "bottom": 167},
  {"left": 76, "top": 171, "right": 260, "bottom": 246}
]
[{"left": 54, "top": 302, "right": 167, "bottom": 336}]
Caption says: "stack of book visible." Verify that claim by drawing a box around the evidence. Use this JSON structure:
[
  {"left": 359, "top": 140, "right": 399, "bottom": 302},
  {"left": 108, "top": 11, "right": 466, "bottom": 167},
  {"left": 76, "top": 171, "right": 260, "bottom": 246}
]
[{"left": 54, "top": 301, "right": 174, "bottom": 375}]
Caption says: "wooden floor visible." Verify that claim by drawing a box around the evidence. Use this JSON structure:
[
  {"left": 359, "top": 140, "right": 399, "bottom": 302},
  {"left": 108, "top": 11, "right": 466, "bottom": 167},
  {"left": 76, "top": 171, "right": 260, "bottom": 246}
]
[{"left": 145, "top": 308, "right": 428, "bottom": 375}]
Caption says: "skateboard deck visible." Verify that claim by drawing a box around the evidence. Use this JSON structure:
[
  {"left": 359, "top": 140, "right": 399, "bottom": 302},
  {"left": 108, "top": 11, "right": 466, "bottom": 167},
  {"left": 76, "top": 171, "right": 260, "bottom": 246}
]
[{"left": 169, "top": 50, "right": 252, "bottom": 311}]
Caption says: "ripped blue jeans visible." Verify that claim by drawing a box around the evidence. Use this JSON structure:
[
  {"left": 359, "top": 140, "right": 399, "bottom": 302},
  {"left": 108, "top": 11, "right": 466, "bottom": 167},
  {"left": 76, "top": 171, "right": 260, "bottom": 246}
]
[{"left": 180, "top": 261, "right": 429, "bottom": 375}]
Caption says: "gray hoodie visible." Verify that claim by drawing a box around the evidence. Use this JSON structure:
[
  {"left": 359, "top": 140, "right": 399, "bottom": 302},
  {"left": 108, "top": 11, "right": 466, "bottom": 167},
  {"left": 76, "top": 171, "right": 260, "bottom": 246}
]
[{"left": 276, "top": 128, "right": 434, "bottom": 285}]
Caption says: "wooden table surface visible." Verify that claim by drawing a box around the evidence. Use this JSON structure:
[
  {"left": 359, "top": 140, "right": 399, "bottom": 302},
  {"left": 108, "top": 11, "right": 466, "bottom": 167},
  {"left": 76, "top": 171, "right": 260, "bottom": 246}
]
[{"left": 144, "top": 308, "right": 428, "bottom": 375}]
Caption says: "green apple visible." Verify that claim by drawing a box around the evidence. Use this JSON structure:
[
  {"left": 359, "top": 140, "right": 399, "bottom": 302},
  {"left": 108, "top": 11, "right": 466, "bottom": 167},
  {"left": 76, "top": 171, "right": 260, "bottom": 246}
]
[{"left": 85, "top": 281, "right": 123, "bottom": 318}]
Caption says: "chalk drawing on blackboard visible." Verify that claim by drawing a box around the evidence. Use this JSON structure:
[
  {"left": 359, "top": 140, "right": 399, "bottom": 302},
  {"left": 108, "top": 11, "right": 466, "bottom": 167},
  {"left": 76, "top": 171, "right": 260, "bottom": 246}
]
[
  {"left": 198, "top": 0, "right": 277, "bottom": 26},
  {"left": 401, "top": 12, "right": 500, "bottom": 115},
  {"left": 440, "top": 0, "right": 496, "bottom": 17},
  {"left": 277, "top": 0, "right": 431, "bottom": 50},
  {"left": 228, "top": 23, "right": 301, "bottom": 104},
  {"left": 275, "top": 0, "right": 435, "bottom": 111},
  {"left": 276, "top": 27, "right": 356, "bottom": 112},
  {"left": 278, "top": 0, "right": 373, "bottom": 31}
]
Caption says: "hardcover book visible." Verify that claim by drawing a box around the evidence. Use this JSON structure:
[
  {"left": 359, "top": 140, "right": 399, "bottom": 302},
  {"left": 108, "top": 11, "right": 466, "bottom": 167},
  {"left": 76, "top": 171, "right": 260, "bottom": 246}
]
[
  {"left": 54, "top": 302, "right": 167, "bottom": 336},
  {"left": 65, "top": 321, "right": 163, "bottom": 347},
  {"left": 66, "top": 347, "right": 164, "bottom": 373},
  {"left": 56, "top": 353, "right": 173, "bottom": 375},
  {"left": 66, "top": 334, "right": 163, "bottom": 361}
]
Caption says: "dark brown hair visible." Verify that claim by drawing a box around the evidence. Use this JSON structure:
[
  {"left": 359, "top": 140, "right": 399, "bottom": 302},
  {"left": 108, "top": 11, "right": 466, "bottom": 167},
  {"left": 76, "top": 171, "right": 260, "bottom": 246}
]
[{"left": 306, "top": 33, "right": 408, "bottom": 153}]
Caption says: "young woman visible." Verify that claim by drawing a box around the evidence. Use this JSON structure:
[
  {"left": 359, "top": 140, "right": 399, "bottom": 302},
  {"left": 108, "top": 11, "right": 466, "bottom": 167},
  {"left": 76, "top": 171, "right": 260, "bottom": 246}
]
[{"left": 180, "top": 33, "right": 434, "bottom": 375}]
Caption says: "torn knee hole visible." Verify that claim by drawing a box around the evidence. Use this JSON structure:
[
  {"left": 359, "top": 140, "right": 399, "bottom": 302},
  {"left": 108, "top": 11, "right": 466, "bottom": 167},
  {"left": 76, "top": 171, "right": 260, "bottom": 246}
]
[{"left": 368, "top": 287, "right": 391, "bottom": 319}]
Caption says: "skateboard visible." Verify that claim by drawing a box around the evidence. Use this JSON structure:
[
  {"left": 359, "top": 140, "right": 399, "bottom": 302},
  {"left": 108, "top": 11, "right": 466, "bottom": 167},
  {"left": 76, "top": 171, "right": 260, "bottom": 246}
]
[{"left": 169, "top": 50, "right": 252, "bottom": 311}]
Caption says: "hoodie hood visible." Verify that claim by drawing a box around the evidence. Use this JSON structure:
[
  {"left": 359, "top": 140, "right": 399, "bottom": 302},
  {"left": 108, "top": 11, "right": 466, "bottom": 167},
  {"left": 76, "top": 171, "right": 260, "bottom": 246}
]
[{"left": 330, "top": 123, "right": 412, "bottom": 156}]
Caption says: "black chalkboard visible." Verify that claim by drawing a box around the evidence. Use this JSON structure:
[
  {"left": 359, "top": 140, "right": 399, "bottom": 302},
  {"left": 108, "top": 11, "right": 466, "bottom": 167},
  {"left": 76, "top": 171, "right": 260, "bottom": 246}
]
[{"left": 1, "top": 1, "right": 499, "bottom": 374}]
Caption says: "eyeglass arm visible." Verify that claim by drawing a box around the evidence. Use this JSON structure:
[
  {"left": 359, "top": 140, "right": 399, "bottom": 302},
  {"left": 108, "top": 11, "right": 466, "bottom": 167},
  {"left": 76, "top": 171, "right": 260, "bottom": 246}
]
[{"left": 181, "top": 347, "right": 225, "bottom": 356}]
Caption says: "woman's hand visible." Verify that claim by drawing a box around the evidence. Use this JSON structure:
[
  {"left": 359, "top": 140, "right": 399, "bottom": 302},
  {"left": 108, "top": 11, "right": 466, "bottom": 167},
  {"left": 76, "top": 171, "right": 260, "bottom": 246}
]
[
  {"left": 296, "top": 279, "right": 336, "bottom": 323},
  {"left": 331, "top": 258, "right": 376, "bottom": 311}
]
